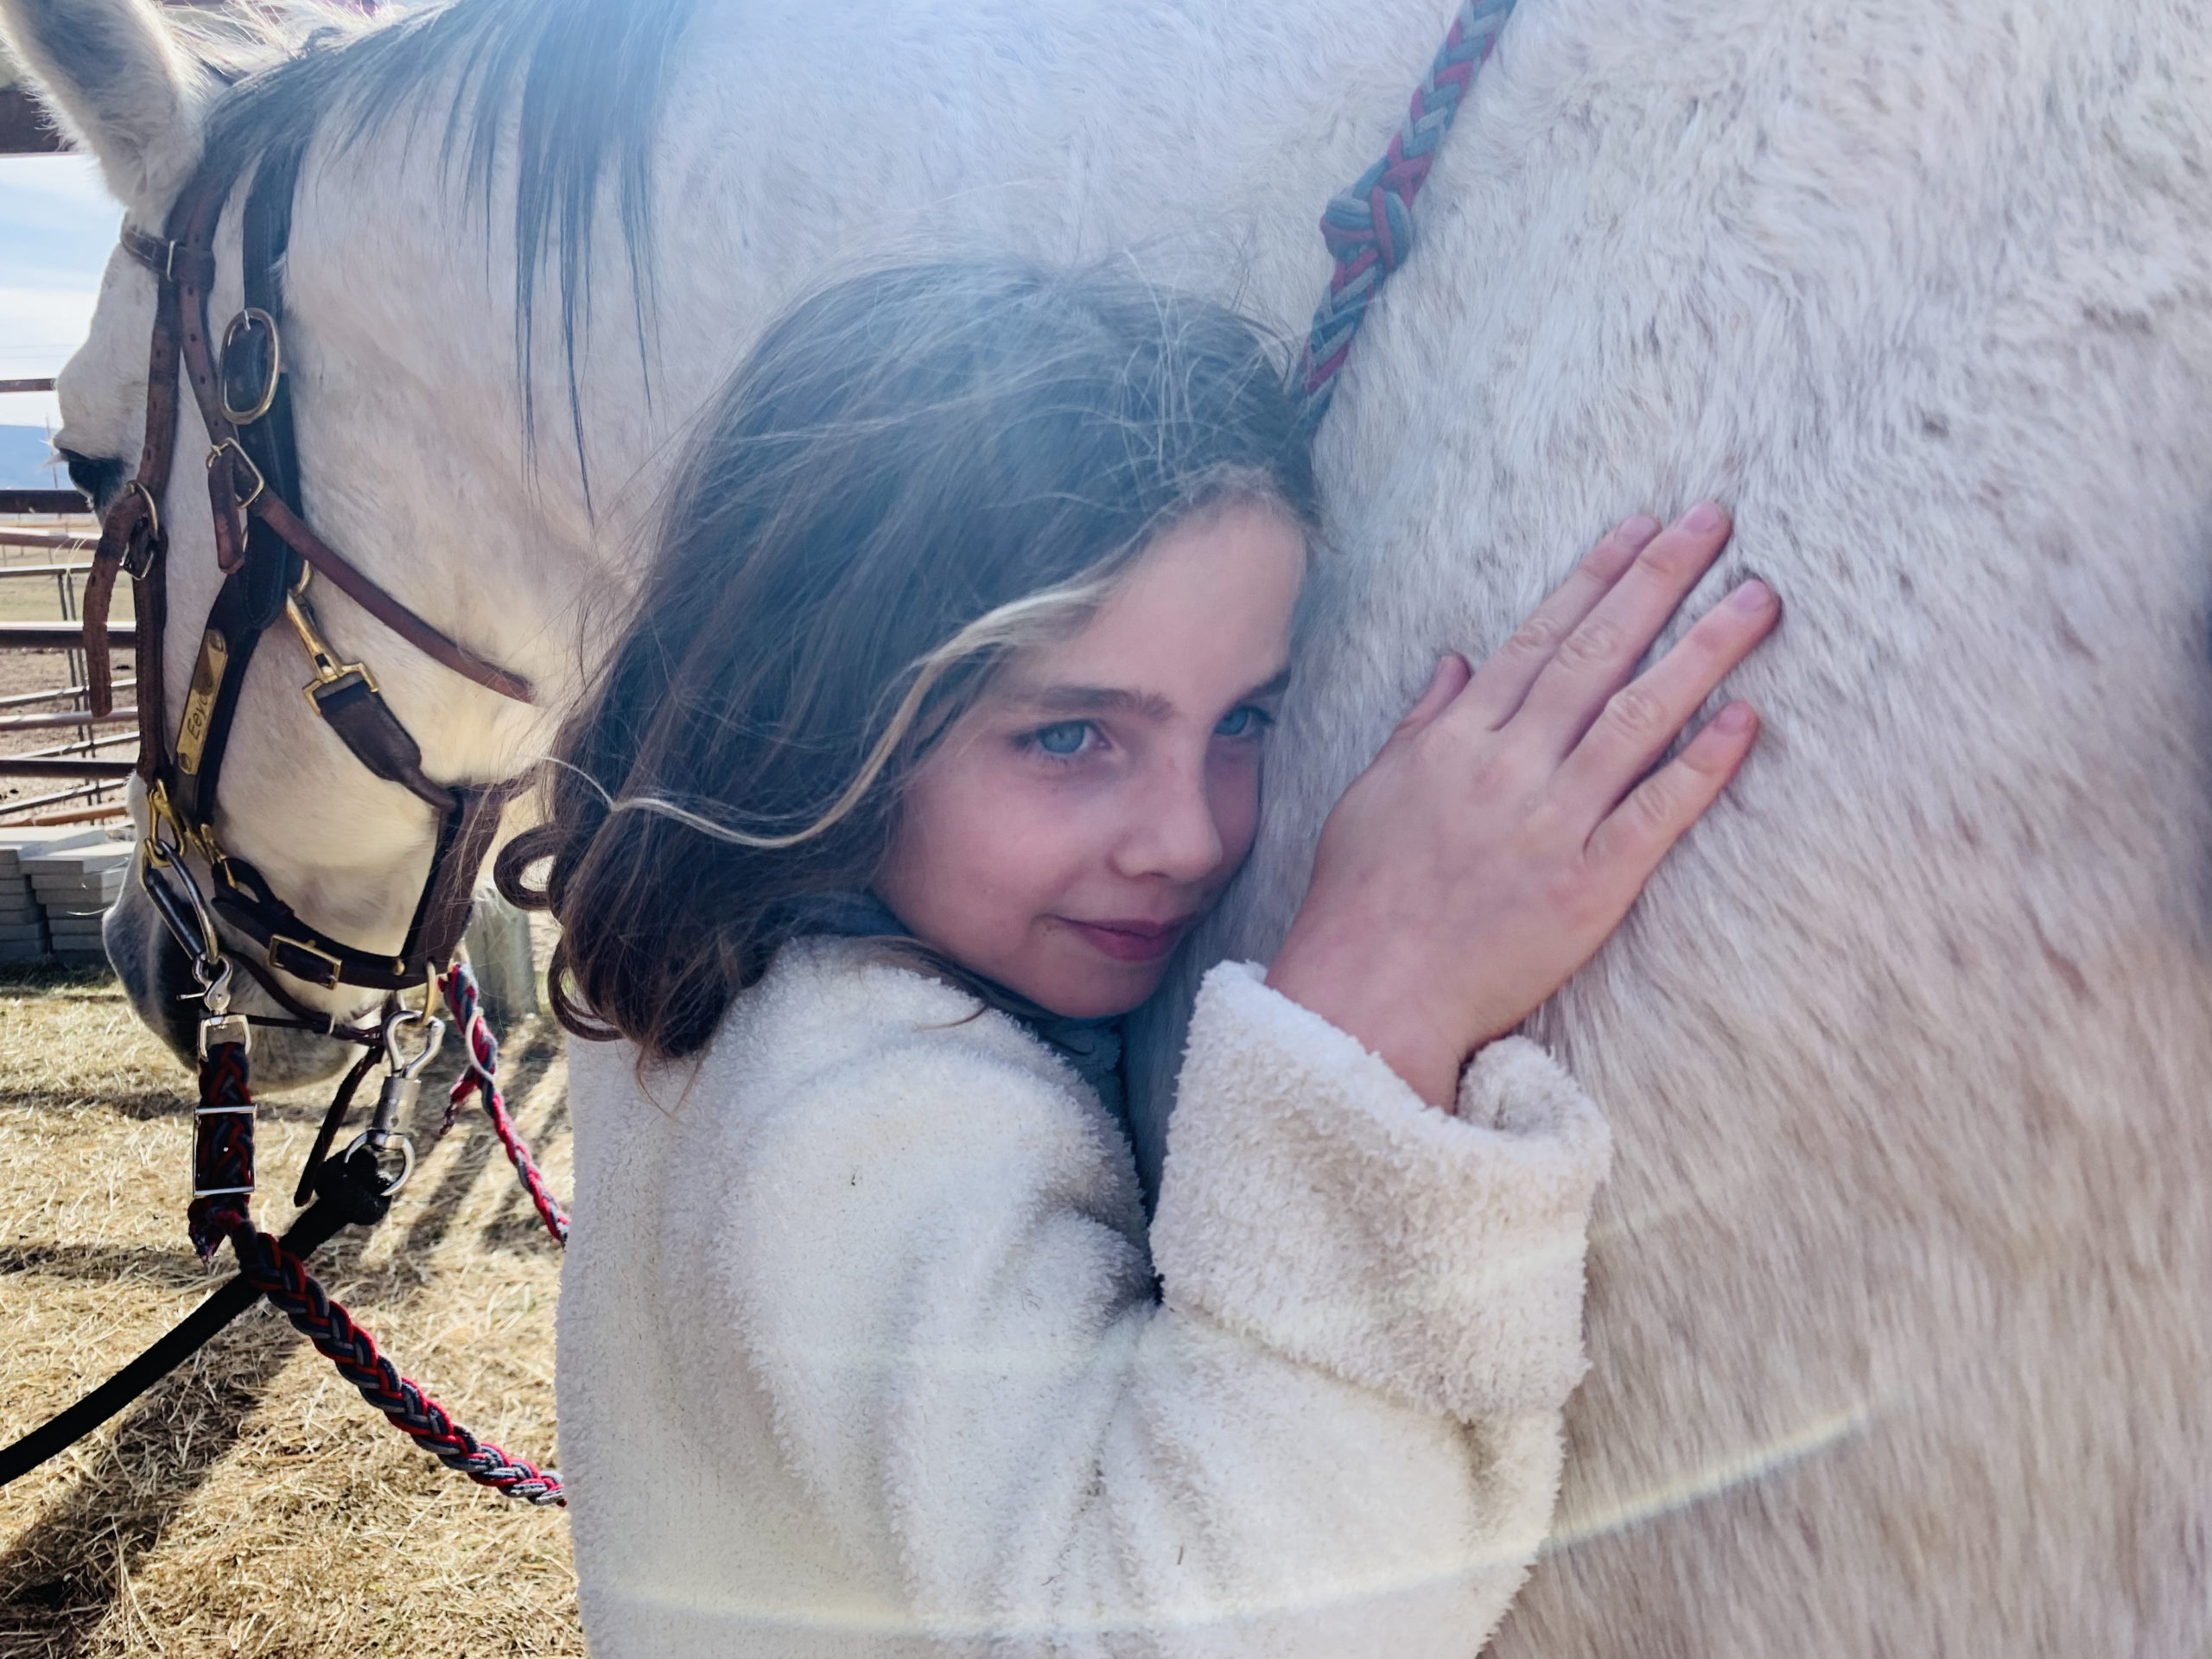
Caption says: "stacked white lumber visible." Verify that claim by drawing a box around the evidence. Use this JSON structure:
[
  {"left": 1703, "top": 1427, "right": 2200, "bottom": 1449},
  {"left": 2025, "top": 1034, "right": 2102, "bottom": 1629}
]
[
  {"left": 0, "top": 827, "right": 108, "bottom": 964},
  {"left": 22, "top": 840, "right": 134, "bottom": 967}
]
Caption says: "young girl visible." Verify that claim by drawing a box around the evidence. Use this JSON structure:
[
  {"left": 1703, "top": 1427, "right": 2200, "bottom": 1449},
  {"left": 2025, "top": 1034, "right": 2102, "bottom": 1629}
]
[{"left": 504, "top": 262, "right": 1778, "bottom": 1657}]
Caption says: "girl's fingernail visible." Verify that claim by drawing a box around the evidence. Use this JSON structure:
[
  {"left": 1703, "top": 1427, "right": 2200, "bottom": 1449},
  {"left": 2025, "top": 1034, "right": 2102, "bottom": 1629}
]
[
  {"left": 1683, "top": 500, "right": 1726, "bottom": 533},
  {"left": 1619, "top": 513, "right": 1662, "bottom": 545},
  {"left": 1714, "top": 702, "right": 1757, "bottom": 735},
  {"left": 1728, "top": 578, "right": 1774, "bottom": 613}
]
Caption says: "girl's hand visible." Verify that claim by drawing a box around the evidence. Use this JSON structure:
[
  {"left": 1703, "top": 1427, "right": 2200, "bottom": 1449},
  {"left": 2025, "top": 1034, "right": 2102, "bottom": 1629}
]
[{"left": 1266, "top": 503, "right": 1779, "bottom": 1109}]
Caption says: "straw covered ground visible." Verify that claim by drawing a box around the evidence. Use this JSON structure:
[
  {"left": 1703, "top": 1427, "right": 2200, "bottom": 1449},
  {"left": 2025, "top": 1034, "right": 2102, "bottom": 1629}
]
[{"left": 0, "top": 963, "right": 581, "bottom": 1656}]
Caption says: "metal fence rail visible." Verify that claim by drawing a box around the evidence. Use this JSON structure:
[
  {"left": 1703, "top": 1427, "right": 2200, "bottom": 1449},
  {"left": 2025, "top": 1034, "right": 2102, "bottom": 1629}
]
[
  {"left": 1, "top": 408, "right": 133, "bottom": 819},
  {"left": 0, "top": 621, "right": 137, "bottom": 650}
]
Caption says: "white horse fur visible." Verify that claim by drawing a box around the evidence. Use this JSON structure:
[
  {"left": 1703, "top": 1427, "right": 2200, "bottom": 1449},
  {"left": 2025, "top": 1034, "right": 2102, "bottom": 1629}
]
[{"left": 5, "top": 0, "right": 2210, "bottom": 1649}]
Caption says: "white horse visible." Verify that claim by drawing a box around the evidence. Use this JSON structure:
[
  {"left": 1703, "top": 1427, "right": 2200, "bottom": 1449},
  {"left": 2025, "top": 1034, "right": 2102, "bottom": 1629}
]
[{"left": 6, "top": 0, "right": 2210, "bottom": 1649}]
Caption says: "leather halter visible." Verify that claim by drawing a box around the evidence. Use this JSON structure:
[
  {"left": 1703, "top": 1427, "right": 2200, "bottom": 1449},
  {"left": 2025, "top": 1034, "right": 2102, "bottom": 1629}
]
[{"left": 80, "top": 139, "right": 536, "bottom": 1007}]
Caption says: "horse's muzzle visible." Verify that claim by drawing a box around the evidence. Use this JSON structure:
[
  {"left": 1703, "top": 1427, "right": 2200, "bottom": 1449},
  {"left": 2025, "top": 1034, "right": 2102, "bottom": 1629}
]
[{"left": 103, "top": 870, "right": 364, "bottom": 1087}]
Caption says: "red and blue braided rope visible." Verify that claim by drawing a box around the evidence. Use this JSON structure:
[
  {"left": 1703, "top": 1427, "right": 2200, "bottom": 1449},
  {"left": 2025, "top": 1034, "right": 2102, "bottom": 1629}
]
[
  {"left": 1296, "top": 0, "right": 1518, "bottom": 427},
  {"left": 225, "top": 1223, "right": 563, "bottom": 1505},
  {"left": 191, "top": 1007, "right": 563, "bottom": 1505},
  {"left": 439, "top": 961, "right": 569, "bottom": 1247},
  {"left": 188, "top": 1040, "right": 256, "bottom": 1262}
]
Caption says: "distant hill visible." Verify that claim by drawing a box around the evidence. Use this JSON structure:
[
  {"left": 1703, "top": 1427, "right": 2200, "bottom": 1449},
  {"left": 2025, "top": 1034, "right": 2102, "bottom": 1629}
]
[{"left": 0, "top": 425, "right": 62, "bottom": 491}]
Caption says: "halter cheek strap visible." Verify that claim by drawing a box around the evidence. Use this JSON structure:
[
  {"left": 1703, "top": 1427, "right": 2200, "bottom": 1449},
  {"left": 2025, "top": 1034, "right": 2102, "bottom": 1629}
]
[{"left": 83, "top": 139, "right": 535, "bottom": 1001}]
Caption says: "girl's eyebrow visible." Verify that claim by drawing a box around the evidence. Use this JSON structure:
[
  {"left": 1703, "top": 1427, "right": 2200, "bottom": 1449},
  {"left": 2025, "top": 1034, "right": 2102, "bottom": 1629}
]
[
  {"left": 1013, "top": 666, "right": 1292, "bottom": 721},
  {"left": 1019, "top": 685, "right": 1179, "bottom": 720}
]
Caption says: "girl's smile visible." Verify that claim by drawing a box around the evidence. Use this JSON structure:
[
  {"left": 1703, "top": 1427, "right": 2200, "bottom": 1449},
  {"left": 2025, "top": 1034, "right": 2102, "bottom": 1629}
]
[
  {"left": 1050, "top": 912, "right": 1198, "bottom": 963},
  {"left": 874, "top": 499, "right": 1306, "bottom": 1018}
]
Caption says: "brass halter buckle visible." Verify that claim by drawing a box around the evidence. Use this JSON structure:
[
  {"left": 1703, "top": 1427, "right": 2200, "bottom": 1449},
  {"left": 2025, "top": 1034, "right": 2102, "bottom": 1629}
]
[
  {"left": 206, "top": 438, "right": 266, "bottom": 512},
  {"left": 217, "top": 308, "right": 283, "bottom": 426},
  {"left": 265, "top": 932, "right": 345, "bottom": 991},
  {"left": 116, "top": 479, "right": 163, "bottom": 580}
]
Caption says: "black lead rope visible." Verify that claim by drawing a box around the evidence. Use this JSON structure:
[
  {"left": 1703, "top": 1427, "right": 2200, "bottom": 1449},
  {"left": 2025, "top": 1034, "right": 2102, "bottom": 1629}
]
[
  {"left": 0, "top": 1001, "right": 563, "bottom": 1504},
  {"left": 0, "top": 1014, "right": 388, "bottom": 1493},
  {"left": 0, "top": 1148, "right": 380, "bottom": 1490}
]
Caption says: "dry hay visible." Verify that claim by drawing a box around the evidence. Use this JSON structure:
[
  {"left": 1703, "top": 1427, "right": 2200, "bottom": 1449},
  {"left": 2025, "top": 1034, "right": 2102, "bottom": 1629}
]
[{"left": 0, "top": 963, "right": 581, "bottom": 1657}]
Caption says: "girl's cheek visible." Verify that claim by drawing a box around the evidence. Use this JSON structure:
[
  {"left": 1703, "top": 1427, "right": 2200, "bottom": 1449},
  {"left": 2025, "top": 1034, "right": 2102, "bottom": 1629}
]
[
  {"left": 1206, "top": 748, "right": 1266, "bottom": 868},
  {"left": 975, "top": 755, "right": 1123, "bottom": 868}
]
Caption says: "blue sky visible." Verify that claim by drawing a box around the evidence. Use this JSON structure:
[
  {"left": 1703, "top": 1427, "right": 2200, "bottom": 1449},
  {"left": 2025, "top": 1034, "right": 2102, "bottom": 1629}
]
[{"left": 0, "top": 153, "right": 120, "bottom": 431}]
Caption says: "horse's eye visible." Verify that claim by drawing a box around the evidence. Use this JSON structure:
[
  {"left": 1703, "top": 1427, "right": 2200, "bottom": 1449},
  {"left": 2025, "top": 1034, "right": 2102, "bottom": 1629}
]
[{"left": 55, "top": 448, "right": 125, "bottom": 512}]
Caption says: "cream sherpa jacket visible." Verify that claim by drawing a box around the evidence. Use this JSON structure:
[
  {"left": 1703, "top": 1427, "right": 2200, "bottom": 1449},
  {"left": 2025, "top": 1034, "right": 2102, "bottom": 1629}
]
[{"left": 557, "top": 937, "right": 1611, "bottom": 1657}]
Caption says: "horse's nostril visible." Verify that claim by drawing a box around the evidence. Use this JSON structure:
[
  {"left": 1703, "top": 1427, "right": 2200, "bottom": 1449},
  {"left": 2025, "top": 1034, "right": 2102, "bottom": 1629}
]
[{"left": 105, "top": 890, "right": 198, "bottom": 1060}]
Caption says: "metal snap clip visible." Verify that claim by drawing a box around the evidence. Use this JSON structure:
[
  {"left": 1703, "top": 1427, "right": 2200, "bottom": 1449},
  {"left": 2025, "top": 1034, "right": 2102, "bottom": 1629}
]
[{"left": 345, "top": 1007, "right": 446, "bottom": 1196}]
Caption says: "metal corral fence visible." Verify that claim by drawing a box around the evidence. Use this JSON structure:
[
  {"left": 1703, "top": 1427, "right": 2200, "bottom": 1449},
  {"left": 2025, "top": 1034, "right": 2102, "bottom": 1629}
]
[
  {"left": 0, "top": 379, "right": 136, "bottom": 830},
  {"left": 0, "top": 381, "right": 139, "bottom": 967},
  {"left": 0, "top": 494, "right": 136, "bottom": 827}
]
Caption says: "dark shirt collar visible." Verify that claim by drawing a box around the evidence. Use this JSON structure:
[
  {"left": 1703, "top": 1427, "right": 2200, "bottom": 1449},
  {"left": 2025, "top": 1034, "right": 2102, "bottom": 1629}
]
[{"left": 775, "top": 891, "right": 1128, "bottom": 1109}]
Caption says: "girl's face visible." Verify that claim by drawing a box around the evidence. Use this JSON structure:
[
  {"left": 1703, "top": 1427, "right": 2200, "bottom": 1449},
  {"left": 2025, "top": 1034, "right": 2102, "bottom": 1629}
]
[{"left": 875, "top": 499, "right": 1306, "bottom": 1019}]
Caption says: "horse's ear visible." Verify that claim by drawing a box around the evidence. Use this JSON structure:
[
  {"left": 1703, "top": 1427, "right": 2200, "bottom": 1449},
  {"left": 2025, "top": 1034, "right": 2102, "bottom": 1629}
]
[{"left": 0, "top": 0, "right": 208, "bottom": 217}]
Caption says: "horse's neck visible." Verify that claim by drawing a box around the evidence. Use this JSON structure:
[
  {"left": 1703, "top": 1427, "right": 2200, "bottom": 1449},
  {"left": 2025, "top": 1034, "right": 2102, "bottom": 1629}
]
[
  {"left": 291, "top": 0, "right": 1464, "bottom": 676},
  {"left": 650, "top": 0, "right": 1459, "bottom": 332}
]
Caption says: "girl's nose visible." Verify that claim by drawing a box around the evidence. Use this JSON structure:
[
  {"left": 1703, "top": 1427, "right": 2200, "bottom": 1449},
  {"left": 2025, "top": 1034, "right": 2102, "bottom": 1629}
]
[{"left": 1113, "top": 757, "right": 1225, "bottom": 884}]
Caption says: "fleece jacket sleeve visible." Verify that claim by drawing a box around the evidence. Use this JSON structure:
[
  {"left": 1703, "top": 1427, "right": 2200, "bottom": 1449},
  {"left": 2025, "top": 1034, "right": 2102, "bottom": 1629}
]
[
  {"left": 1149, "top": 961, "right": 1612, "bottom": 1423},
  {"left": 681, "top": 957, "right": 1611, "bottom": 1656}
]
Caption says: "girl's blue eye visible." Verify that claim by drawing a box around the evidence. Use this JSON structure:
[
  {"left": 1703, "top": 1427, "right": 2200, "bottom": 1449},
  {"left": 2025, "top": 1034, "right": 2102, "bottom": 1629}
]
[
  {"left": 1033, "top": 721, "right": 1091, "bottom": 756},
  {"left": 1214, "top": 705, "right": 1272, "bottom": 740}
]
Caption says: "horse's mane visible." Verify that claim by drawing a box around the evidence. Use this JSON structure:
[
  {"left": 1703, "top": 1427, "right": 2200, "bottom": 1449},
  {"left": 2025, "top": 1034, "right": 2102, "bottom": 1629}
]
[{"left": 184, "top": 0, "right": 702, "bottom": 486}]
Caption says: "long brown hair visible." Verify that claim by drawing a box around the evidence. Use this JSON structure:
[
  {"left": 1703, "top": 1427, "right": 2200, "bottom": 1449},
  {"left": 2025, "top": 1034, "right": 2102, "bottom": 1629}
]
[{"left": 497, "top": 261, "right": 1319, "bottom": 1061}]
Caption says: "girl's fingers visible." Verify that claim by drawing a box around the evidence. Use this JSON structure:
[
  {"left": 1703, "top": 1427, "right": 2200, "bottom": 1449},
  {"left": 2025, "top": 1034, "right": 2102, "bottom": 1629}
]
[
  {"left": 1554, "top": 578, "right": 1780, "bottom": 816},
  {"left": 1389, "top": 652, "right": 1473, "bottom": 742},
  {"left": 1586, "top": 701, "right": 1760, "bottom": 877},
  {"left": 1458, "top": 514, "right": 1662, "bottom": 728},
  {"left": 1509, "top": 502, "right": 1736, "bottom": 757}
]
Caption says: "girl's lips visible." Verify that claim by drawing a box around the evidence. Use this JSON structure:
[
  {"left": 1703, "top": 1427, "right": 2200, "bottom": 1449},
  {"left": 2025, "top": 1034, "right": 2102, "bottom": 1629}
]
[{"left": 1057, "top": 916, "right": 1192, "bottom": 963}]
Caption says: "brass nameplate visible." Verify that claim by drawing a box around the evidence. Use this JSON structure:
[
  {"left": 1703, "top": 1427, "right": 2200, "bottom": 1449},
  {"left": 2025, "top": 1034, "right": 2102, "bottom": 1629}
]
[{"left": 175, "top": 628, "right": 229, "bottom": 775}]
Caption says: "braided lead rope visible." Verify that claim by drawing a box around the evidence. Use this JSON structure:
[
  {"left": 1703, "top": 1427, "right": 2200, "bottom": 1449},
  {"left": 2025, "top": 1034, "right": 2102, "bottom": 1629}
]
[
  {"left": 226, "top": 1224, "right": 565, "bottom": 1505},
  {"left": 188, "top": 1040, "right": 256, "bottom": 1262},
  {"left": 438, "top": 961, "right": 570, "bottom": 1247},
  {"left": 185, "top": 1033, "right": 563, "bottom": 1504},
  {"left": 1296, "top": 0, "right": 1519, "bottom": 429}
]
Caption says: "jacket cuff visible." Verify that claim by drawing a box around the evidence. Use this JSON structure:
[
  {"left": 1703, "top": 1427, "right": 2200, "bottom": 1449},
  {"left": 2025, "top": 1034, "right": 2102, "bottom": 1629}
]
[{"left": 1150, "top": 961, "right": 1611, "bottom": 1422}]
